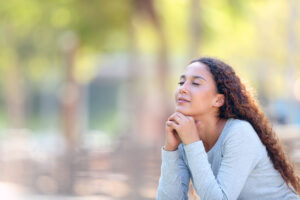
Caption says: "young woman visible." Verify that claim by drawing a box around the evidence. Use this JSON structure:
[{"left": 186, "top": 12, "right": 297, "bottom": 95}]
[{"left": 156, "top": 57, "right": 300, "bottom": 199}]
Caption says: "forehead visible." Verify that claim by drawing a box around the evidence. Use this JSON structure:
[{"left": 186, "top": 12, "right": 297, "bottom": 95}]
[{"left": 181, "top": 62, "right": 212, "bottom": 80}]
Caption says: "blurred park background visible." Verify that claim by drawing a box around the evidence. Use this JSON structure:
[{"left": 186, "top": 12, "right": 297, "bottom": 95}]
[{"left": 0, "top": 0, "right": 300, "bottom": 199}]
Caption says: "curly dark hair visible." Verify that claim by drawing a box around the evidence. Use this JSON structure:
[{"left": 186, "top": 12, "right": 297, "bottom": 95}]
[{"left": 190, "top": 57, "right": 300, "bottom": 195}]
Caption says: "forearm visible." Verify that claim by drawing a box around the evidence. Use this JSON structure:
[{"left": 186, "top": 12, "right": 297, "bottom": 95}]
[
  {"left": 184, "top": 141, "right": 225, "bottom": 200},
  {"left": 156, "top": 147, "right": 188, "bottom": 200}
]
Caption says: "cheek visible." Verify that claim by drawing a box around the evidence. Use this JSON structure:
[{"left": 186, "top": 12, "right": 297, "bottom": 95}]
[
  {"left": 192, "top": 89, "right": 214, "bottom": 106},
  {"left": 174, "top": 89, "right": 179, "bottom": 99}
]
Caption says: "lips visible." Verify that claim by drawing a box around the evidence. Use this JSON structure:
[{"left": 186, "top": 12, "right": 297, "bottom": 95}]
[{"left": 177, "top": 97, "right": 191, "bottom": 103}]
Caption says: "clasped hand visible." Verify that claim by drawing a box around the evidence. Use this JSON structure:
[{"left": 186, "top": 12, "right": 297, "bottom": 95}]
[{"left": 164, "top": 112, "right": 200, "bottom": 151}]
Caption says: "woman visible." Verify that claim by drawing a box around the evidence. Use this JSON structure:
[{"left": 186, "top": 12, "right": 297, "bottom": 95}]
[{"left": 156, "top": 57, "right": 300, "bottom": 200}]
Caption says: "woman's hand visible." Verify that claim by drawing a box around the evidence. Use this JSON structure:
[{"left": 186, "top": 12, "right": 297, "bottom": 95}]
[
  {"left": 164, "top": 114, "right": 182, "bottom": 151},
  {"left": 167, "top": 112, "right": 200, "bottom": 145}
]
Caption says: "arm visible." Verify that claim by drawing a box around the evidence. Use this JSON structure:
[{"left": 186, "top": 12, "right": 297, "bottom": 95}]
[
  {"left": 184, "top": 123, "right": 261, "bottom": 200},
  {"left": 156, "top": 145, "right": 190, "bottom": 200}
]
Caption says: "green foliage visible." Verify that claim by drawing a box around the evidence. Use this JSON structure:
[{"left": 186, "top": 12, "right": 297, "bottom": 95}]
[
  {"left": 0, "top": 0, "right": 299, "bottom": 133},
  {"left": 0, "top": 0, "right": 132, "bottom": 85}
]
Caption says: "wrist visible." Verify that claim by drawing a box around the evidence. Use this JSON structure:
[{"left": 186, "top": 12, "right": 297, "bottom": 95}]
[
  {"left": 164, "top": 145, "right": 178, "bottom": 151},
  {"left": 183, "top": 138, "right": 200, "bottom": 146}
]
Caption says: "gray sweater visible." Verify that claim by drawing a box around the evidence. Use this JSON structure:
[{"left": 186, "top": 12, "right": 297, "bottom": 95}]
[{"left": 156, "top": 118, "right": 299, "bottom": 200}]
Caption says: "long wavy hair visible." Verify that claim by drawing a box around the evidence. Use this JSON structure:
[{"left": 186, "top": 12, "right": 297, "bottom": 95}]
[{"left": 190, "top": 57, "right": 300, "bottom": 196}]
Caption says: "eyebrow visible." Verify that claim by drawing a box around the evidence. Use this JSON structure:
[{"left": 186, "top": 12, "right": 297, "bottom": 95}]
[{"left": 180, "top": 75, "right": 207, "bottom": 81}]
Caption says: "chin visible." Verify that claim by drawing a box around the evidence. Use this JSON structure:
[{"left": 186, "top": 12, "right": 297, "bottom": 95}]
[{"left": 175, "top": 107, "right": 193, "bottom": 116}]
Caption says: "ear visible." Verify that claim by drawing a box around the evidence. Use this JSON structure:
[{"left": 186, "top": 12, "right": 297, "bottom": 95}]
[{"left": 214, "top": 94, "right": 224, "bottom": 108}]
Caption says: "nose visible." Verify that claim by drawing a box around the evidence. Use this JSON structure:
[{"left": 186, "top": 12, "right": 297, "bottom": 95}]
[{"left": 179, "top": 82, "right": 189, "bottom": 94}]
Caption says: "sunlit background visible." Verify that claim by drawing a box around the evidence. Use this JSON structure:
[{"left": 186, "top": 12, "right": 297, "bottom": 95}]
[{"left": 0, "top": 0, "right": 300, "bottom": 199}]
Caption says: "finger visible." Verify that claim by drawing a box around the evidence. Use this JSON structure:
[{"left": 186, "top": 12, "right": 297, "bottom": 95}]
[
  {"left": 169, "top": 115, "right": 182, "bottom": 125},
  {"left": 167, "top": 112, "right": 178, "bottom": 120},
  {"left": 186, "top": 116, "right": 195, "bottom": 122},
  {"left": 175, "top": 112, "right": 189, "bottom": 122},
  {"left": 166, "top": 123, "right": 179, "bottom": 135},
  {"left": 166, "top": 121, "right": 176, "bottom": 129},
  {"left": 176, "top": 112, "right": 194, "bottom": 123},
  {"left": 175, "top": 112, "right": 184, "bottom": 119},
  {"left": 166, "top": 121, "right": 173, "bottom": 127},
  {"left": 167, "top": 113, "right": 177, "bottom": 125},
  {"left": 168, "top": 112, "right": 184, "bottom": 120},
  {"left": 166, "top": 120, "right": 179, "bottom": 130},
  {"left": 166, "top": 120, "right": 177, "bottom": 127},
  {"left": 170, "top": 119, "right": 179, "bottom": 125}
]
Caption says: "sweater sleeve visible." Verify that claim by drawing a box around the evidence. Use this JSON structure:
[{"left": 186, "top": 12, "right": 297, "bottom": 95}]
[
  {"left": 184, "top": 123, "right": 261, "bottom": 200},
  {"left": 156, "top": 145, "right": 190, "bottom": 200}
]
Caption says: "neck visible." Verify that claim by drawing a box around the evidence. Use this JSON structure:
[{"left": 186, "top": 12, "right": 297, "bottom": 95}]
[{"left": 193, "top": 115, "right": 227, "bottom": 152}]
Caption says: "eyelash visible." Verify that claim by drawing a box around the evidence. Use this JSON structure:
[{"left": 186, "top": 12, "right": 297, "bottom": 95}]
[{"left": 178, "top": 82, "right": 200, "bottom": 86}]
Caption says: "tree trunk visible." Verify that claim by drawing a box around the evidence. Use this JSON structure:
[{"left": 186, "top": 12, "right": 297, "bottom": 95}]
[
  {"left": 4, "top": 62, "right": 25, "bottom": 129},
  {"left": 189, "top": 0, "right": 201, "bottom": 59},
  {"left": 59, "top": 31, "right": 81, "bottom": 194}
]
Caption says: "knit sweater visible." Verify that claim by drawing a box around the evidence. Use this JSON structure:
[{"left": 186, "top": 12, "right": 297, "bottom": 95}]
[{"left": 156, "top": 118, "right": 299, "bottom": 200}]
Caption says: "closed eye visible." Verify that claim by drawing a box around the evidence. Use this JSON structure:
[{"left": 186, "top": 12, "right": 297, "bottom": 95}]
[{"left": 178, "top": 81, "right": 200, "bottom": 86}]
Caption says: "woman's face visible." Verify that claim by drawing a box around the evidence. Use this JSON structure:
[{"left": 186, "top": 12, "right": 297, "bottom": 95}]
[{"left": 175, "top": 62, "right": 222, "bottom": 116}]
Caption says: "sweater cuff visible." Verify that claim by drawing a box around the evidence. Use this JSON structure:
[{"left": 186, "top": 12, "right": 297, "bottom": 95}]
[
  {"left": 161, "top": 146, "right": 179, "bottom": 163},
  {"left": 183, "top": 140, "right": 206, "bottom": 163}
]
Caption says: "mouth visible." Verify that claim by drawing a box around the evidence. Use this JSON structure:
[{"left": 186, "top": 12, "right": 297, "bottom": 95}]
[{"left": 177, "top": 98, "right": 191, "bottom": 104}]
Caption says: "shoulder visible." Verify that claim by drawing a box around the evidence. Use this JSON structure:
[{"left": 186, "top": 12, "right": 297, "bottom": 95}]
[
  {"left": 223, "top": 118, "right": 264, "bottom": 152},
  {"left": 226, "top": 119, "right": 258, "bottom": 140}
]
